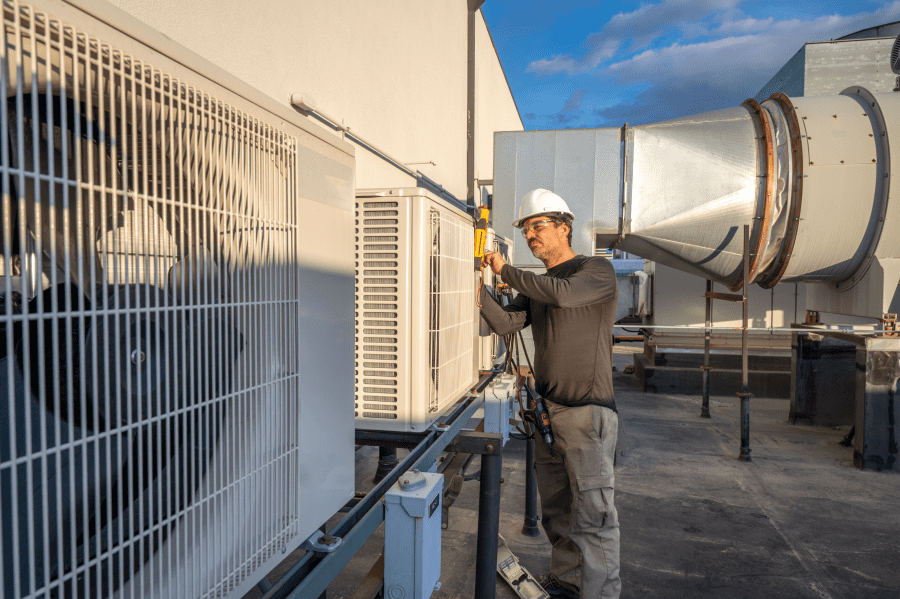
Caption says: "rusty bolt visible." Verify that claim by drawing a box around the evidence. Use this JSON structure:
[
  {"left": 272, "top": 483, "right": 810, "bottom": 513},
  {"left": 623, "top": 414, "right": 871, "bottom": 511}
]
[
  {"left": 863, "top": 113, "right": 868, "bottom": 116},
  {"left": 320, "top": 534, "right": 337, "bottom": 546},
  {"left": 832, "top": 115, "right": 837, "bottom": 118},
  {"left": 841, "top": 160, "right": 844, "bottom": 164},
  {"left": 485, "top": 443, "right": 495, "bottom": 452},
  {"left": 810, "top": 162, "right": 814, "bottom": 165},
  {"left": 873, "top": 159, "right": 877, "bottom": 163}
]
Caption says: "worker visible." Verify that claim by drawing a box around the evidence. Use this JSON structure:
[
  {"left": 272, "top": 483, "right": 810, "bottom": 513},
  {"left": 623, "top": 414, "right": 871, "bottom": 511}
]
[{"left": 480, "top": 188, "right": 620, "bottom": 599}]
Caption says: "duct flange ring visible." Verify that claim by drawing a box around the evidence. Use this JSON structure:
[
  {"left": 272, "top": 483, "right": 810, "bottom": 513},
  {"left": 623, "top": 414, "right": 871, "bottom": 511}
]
[
  {"left": 730, "top": 98, "right": 777, "bottom": 291},
  {"left": 835, "top": 86, "right": 890, "bottom": 291},
  {"left": 756, "top": 92, "right": 804, "bottom": 289}
]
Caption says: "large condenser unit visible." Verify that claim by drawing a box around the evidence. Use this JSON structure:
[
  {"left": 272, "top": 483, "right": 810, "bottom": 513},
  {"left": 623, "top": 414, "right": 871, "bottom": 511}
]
[
  {"left": 354, "top": 188, "right": 478, "bottom": 432},
  {"left": 0, "top": 1, "right": 356, "bottom": 597}
]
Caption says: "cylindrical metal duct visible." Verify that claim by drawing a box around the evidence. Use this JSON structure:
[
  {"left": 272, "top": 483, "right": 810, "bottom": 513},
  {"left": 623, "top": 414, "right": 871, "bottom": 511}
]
[
  {"left": 618, "top": 86, "right": 899, "bottom": 291},
  {"left": 621, "top": 105, "right": 763, "bottom": 288}
]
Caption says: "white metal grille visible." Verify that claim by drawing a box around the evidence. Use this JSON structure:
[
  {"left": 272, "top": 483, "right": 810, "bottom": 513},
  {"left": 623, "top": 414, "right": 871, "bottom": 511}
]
[
  {"left": 0, "top": 2, "right": 308, "bottom": 597},
  {"left": 354, "top": 191, "right": 476, "bottom": 432},
  {"left": 427, "top": 208, "right": 475, "bottom": 414}
]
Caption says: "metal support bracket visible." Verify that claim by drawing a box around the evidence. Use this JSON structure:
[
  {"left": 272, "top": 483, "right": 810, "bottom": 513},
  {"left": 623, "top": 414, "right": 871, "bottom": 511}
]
[
  {"left": 446, "top": 431, "right": 504, "bottom": 455},
  {"left": 705, "top": 291, "right": 744, "bottom": 302},
  {"left": 882, "top": 312, "right": 897, "bottom": 336},
  {"left": 301, "top": 531, "right": 343, "bottom": 553}
]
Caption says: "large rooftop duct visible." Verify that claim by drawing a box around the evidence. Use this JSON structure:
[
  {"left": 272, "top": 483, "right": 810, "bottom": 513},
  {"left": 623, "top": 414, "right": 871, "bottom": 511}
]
[{"left": 494, "top": 87, "right": 900, "bottom": 319}]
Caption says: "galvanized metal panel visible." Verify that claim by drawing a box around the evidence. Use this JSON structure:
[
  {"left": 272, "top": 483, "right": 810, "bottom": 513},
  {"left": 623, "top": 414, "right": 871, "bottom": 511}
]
[
  {"left": 492, "top": 129, "right": 622, "bottom": 266},
  {"left": 492, "top": 132, "right": 518, "bottom": 244},
  {"left": 592, "top": 128, "right": 623, "bottom": 238},
  {"left": 513, "top": 131, "right": 558, "bottom": 265},
  {"left": 805, "top": 39, "right": 895, "bottom": 96},
  {"left": 755, "top": 46, "right": 806, "bottom": 101},
  {"left": 553, "top": 129, "right": 598, "bottom": 258},
  {"left": 871, "top": 92, "right": 900, "bottom": 262},
  {"left": 807, "top": 257, "right": 900, "bottom": 318}
]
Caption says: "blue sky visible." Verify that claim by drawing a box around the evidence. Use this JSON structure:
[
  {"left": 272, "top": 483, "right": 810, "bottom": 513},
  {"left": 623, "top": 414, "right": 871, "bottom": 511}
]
[{"left": 482, "top": 0, "right": 900, "bottom": 129}]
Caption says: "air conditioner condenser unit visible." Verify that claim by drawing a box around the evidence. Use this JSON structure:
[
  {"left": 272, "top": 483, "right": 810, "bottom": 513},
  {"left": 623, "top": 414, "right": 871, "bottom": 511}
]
[
  {"left": 0, "top": 2, "right": 356, "bottom": 597},
  {"left": 355, "top": 189, "right": 478, "bottom": 432}
]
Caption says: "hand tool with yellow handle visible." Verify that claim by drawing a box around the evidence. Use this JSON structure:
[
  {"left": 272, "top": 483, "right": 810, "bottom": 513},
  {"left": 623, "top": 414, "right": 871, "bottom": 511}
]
[{"left": 474, "top": 205, "right": 490, "bottom": 271}]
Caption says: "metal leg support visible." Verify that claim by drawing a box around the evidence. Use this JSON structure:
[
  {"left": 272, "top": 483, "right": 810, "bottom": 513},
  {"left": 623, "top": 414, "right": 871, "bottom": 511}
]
[
  {"left": 373, "top": 446, "right": 399, "bottom": 484},
  {"left": 521, "top": 435, "right": 540, "bottom": 536},
  {"left": 739, "top": 224, "right": 752, "bottom": 462},
  {"left": 701, "top": 279, "right": 712, "bottom": 419},
  {"left": 474, "top": 452, "right": 503, "bottom": 599}
]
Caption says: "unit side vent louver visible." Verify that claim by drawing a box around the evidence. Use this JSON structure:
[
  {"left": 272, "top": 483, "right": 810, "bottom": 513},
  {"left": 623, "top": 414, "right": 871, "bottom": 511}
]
[
  {"left": 0, "top": 2, "right": 353, "bottom": 597},
  {"left": 354, "top": 191, "right": 477, "bottom": 432},
  {"left": 356, "top": 200, "right": 401, "bottom": 420}
]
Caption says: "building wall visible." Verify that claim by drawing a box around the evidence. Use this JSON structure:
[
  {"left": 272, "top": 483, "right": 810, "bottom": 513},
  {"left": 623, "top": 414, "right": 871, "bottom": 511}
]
[
  {"left": 106, "top": 0, "right": 522, "bottom": 200},
  {"left": 475, "top": 15, "right": 523, "bottom": 185}
]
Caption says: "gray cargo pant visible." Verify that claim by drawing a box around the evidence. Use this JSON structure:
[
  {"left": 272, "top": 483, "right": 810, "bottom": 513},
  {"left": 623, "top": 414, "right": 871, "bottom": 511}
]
[{"left": 535, "top": 400, "right": 620, "bottom": 599}]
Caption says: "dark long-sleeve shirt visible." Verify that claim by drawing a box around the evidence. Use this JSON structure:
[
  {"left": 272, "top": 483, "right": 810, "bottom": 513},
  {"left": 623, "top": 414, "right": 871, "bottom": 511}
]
[{"left": 480, "top": 255, "right": 618, "bottom": 411}]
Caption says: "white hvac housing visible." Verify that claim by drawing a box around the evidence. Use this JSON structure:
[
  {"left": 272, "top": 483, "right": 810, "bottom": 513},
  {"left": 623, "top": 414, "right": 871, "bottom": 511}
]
[
  {"left": 355, "top": 189, "right": 478, "bottom": 432},
  {"left": 0, "top": 1, "right": 355, "bottom": 598}
]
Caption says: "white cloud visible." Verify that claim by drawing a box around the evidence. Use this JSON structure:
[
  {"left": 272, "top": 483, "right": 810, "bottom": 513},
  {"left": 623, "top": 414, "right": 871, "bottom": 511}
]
[
  {"left": 527, "top": 0, "right": 900, "bottom": 81},
  {"left": 715, "top": 15, "right": 774, "bottom": 35},
  {"left": 526, "top": 0, "right": 742, "bottom": 75},
  {"left": 605, "top": 8, "right": 897, "bottom": 91},
  {"left": 523, "top": 0, "right": 900, "bottom": 125}
]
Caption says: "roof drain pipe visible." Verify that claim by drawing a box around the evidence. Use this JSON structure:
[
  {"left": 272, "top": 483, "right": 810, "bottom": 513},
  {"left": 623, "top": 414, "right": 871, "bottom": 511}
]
[{"left": 289, "top": 93, "right": 467, "bottom": 212}]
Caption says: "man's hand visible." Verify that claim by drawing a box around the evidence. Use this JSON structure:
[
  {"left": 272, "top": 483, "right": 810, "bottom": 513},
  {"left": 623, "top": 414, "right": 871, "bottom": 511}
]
[{"left": 482, "top": 249, "right": 506, "bottom": 275}]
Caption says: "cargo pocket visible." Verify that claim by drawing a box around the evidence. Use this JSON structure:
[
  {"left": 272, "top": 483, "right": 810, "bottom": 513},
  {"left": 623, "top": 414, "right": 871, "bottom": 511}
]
[{"left": 574, "top": 475, "right": 614, "bottom": 531}]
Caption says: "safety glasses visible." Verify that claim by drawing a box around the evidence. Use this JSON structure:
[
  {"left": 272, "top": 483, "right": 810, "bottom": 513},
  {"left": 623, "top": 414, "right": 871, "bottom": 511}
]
[{"left": 520, "top": 219, "right": 558, "bottom": 237}]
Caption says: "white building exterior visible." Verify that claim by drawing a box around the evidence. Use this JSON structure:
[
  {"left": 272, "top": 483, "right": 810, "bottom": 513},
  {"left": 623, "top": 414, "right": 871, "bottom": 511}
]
[{"left": 105, "top": 0, "right": 523, "bottom": 200}]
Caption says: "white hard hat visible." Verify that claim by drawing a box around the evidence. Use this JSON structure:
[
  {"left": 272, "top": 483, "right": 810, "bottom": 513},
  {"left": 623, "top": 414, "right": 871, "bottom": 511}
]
[{"left": 512, "top": 188, "right": 575, "bottom": 228}]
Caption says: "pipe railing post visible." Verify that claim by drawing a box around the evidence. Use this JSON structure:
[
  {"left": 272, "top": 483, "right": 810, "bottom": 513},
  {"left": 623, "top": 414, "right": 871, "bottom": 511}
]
[
  {"left": 522, "top": 435, "right": 540, "bottom": 536},
  {"left": 739, "top": 224, "right": 753, "bottom": 461},
  {"left": 701, "top": 279, "right": 712, "bottom": 418},
  {"left": 474, "top": 451, "right": 502, "bottom": 599}
]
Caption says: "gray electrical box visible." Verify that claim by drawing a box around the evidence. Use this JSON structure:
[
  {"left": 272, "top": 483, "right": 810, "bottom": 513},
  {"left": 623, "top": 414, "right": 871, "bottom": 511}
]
[{"left": 385, "top": 470, "right": 443, "bottom": 599}]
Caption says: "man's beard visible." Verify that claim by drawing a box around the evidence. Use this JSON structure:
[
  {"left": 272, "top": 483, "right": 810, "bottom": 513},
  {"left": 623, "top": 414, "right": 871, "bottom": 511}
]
[{"left": 529, "top": 243, "right": 549, "bottom": 260}]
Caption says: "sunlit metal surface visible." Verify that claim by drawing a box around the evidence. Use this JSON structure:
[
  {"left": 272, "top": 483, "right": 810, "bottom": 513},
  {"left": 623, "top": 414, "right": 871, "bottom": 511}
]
[
  {"left": 622, "top": 106, "right": 762, "bottom": 286},
  {"left": 0, "top": 1, "right": 355, "bottom": 597}
]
